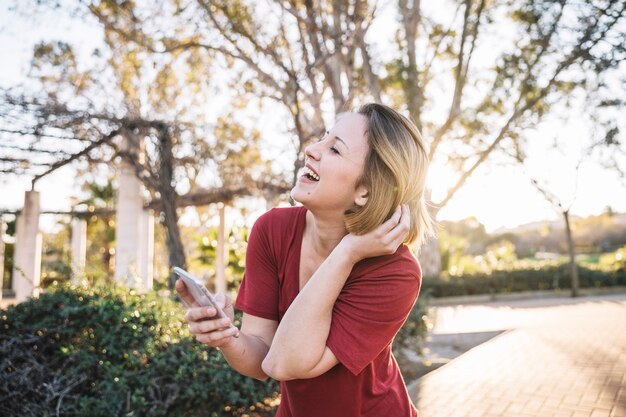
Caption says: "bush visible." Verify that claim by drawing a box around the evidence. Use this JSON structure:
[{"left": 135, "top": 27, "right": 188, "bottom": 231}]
[
  {"left": 423, "top": 263, "right": 626, "bottom": 298},
  {"left": 393, "top": 289, "right": 432, "bottom": 379},
  {"left": 0, "top": 284, "right": 279, "bottom": 417},
  {"left": 393, "top": 289, "right": 431, "bottom": 357}
]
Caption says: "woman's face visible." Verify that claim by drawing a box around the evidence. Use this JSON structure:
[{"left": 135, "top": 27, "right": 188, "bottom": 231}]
[{"left": 291, "top": 112, "right": 370, "bottom": 213}]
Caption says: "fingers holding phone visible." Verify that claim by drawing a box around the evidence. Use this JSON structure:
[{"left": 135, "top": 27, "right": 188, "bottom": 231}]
[
  {"left": 185, "top": 304, "right": 239, "bottom": 348},
  {"left": 173, "top": 267, "right": 240, "bottom": 348},
  {"left": 181, "top": 291, "right": 235, "bottom": 323}
]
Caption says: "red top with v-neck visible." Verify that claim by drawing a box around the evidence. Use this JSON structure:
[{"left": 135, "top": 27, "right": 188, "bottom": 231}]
[{"left": 235, "top": 206, "right": 421, "bottom": 417}]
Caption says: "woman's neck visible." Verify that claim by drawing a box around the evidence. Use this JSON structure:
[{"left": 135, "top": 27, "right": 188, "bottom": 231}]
[{"left": 305, "top": 210, "right": 348, "bottom": 259}]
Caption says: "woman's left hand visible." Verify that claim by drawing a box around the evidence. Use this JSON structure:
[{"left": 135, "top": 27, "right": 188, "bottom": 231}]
[{"left": 340, "top": 204, "right": 410, "bottom": 264}]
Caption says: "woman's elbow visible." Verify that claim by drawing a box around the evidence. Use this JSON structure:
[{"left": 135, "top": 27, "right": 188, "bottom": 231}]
[
  {"left": 254, "top": 373, "right": 270, "bottom": 382},
  {"left": 261, "top": 354, "right": 324, "bottom": 381},
  {"left": 235, "top": 367, "right": 270, "bottom": 382},
  {"left": 261, "top": 355, "right": 292, "bottom": 381}
]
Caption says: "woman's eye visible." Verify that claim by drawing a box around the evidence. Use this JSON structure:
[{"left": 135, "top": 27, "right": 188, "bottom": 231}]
[{"left": 330, "top": 147, "right": 340, "bottom": 154}]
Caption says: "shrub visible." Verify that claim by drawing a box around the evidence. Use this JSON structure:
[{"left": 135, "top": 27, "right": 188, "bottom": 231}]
[
  {"left": 423, "top": 262, "right": 626, "bottom": 298},
  {"left": 393, "top": 289, "right": 431, "bottom": 357},
  {"left": 393, "top": 289, "right": 432, "bottom": 379},
  {"left": 597, "top": 245, "right": 626, "bottom": 271},
  {"left": 0, "top": 284, "right": 279, "bottom": 417}
]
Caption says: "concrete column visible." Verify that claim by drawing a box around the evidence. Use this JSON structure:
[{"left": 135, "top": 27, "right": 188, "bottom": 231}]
[
  {"left": 115, "top": 155, "right": 143, "bottom": 289},
  {"left": 0, "top": 219, "right": 5, "bottom": 302},
  {"left": 215, "top": 204, "right": 227, "bottom": 293},
  {"left": 70, "top": 217, "right": 87, "bottom": 285},
  {"left": 137, "top": 208, "right": 154, "bottom": 292},
  {"left": 12, "top": 191, "right": 42, "bottom": 302}
]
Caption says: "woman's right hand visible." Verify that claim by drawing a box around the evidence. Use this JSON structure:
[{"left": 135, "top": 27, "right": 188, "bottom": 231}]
[
  {"left": 340, "top": 204, "right": 410, "bottom": 264},
  {"left": 175, "top": 279, "right": 239, "bottom": 348}
]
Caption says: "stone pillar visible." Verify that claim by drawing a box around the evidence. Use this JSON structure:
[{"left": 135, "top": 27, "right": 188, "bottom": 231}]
[
  {"left": 115, "top": 155, "right": 143, "bottom": 289},
  {"left": 137, "top": 208, "right": 154, "bottom": 292},
  {"left": 12, "top": 191, "right": 42, "bottom": 302},
  {"left": 215, "top": 204, "right": 227, "bottom": 293},
  {"left": 70, "top": 217, "right": 87, "bottom": 285}
]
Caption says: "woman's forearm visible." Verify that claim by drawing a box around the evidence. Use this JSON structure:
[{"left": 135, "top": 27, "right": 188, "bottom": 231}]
[
  {"left": 219, "top": 333, "right": 272, "bottom": 381},
  {"left": 262, "top": 243, "right": 355, "bottom": 379}
]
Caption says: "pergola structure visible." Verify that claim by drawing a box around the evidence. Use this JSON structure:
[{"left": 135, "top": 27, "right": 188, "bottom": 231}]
[
  {"left": 0, "top": 153, "right": 156, "bottom": 303},
  {"left": 0, "top": 140, "right": 236, "bottom": 305},
  {"left": 0, "top": 171, "right": 234, "bottom": 305},
  {"left": 0, "top": 96, "right": 294, "bottom": 305}
]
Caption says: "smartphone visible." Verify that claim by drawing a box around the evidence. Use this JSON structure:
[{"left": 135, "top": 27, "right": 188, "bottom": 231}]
[{"left": 173, "top": 267, "right": 227, "bottom": 319}]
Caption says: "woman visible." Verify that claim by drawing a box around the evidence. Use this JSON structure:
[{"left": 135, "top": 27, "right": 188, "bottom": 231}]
[{"left": 177, "top": 103, "right": 434, "bottom": 417}]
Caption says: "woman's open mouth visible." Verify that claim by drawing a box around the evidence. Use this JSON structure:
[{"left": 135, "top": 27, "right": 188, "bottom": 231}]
[{"left": 301, "top": 165, "right": 320, "bottom": 182}]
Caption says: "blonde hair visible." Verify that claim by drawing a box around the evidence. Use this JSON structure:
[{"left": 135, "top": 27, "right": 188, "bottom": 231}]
[{"left": 344, "top": 103, "right": 435, "bottom": 250}]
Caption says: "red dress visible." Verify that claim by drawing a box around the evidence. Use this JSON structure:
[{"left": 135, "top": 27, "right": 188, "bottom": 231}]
[{"left": 235, "top": 206, "right": 421, "bottom": 417}]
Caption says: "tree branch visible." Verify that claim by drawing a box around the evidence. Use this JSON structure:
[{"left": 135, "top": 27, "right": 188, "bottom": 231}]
[
  {"left": 30, "top": 129, "right": 120, "bottom": 188},
  {"left": 430, "top": 0, "right": 485, "bottom": 159},
  {"left": 435, "top": 0, "right": 623, "bottom": 210}
]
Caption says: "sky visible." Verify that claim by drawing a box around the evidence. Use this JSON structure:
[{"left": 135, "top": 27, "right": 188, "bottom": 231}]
[{"left": 1, "top": 2, "right": 625, "bottom": 234}]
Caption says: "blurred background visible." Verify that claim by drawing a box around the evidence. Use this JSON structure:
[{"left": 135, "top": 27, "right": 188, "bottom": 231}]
[{"left": 1, "top": 1, "right": 625, "bottom": 416}]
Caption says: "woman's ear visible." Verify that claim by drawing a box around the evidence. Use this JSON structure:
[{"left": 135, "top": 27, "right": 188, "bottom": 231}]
[{"left": 354, "top": 185, "right": 369, "bottom": 207}]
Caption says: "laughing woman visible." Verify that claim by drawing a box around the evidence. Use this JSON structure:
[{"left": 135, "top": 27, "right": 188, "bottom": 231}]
[{"left": 177, "top": 103, "right": 434, "bottom": 417}]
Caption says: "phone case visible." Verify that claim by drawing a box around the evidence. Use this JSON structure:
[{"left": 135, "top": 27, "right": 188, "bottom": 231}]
[{"left": 173, "top": 267, "right": 226, "bottom": 319}]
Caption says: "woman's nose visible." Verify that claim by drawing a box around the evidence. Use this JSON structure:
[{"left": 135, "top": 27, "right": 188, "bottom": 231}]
[{"left": 304, "top": 140, "right": 321, "bottom": 160}]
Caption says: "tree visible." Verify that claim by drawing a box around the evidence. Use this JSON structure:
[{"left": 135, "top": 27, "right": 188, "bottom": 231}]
[
  {"left": 393, "top": 0, "right": 624, "bottom": 203},
  {"left": 531, "top": 169, "right": 581, "bottom": 297},
  {"left": 0, "top": 7, "right": 289, "bottom": 287},
  {"left": 5, "top": 0, "right": 624, "bottom": 278},
  {"left": 506, "top": 134, "right": 587, "bottom": 296},
  {"left": 61, "top": 0, "right": 625, "bottom": 275},
  {"left": 77, "top": 0, "right": 380, "bottom": 186},
  {"left": 2, "top": 92, "right": 184, "bottom": 287}
]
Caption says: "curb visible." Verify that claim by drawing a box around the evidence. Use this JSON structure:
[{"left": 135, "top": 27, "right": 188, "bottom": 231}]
[{"left": 428, "top": 286, "right": 626, "bottom": 306}]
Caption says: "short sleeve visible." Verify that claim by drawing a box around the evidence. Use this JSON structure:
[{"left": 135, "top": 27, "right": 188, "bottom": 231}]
[
  {"left": 326, "top": 253, "right": 420, "bottom": 376},
  {"left": 235, "top": 213, "right": 279, "bottom": 321}
]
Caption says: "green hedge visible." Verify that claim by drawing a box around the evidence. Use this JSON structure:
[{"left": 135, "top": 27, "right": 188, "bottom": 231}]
[
  {"left": 0, "top": 285, "right": 279, "bottom": 417},
  {"left": 423, "top": 264, "right": 626, "bottom": 298}
]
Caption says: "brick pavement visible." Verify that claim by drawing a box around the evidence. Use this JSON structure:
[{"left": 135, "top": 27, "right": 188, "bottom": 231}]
[{"left": 408, "top": 294, "right": 626, "bottom": 417}]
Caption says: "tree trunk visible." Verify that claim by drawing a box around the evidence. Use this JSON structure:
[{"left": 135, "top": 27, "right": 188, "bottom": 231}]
[
  {"left": 160, "top": 189, "right": 186, "bottom": 289},
  {"left": 418, "top": 189, "right": 442, "bottom": 276},
  {"left": 563, "top": 210, "right": 579, "bottom": 297},
  {"left": 0, "top": 219, "right": 4, "bottom": 302},
  {"left": 418, "top": 237, "right": 441, "bottom": 277},
  {"left": 215, "top": 204, "right": 227, "bottom": 293},
  {"left": 157, "top": 125, "right": 187, "bottom": 289}
]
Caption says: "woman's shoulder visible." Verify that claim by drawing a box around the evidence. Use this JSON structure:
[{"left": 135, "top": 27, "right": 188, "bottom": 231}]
[{"left": 355, "top": 245, "right": 422, "bottom": 280}]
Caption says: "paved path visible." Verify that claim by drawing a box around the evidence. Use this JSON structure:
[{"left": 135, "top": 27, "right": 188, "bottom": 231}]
[{"left": 408, "top": 293, "right": 626, "bottom": 417}]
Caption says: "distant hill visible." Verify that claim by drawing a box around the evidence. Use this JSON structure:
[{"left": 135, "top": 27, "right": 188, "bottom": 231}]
[
  {"left": 442, "top": 212, "right": 626, "bottom": 257},
  {"left": 493, "top": 212, "right": 626, "bottom": 233}
]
